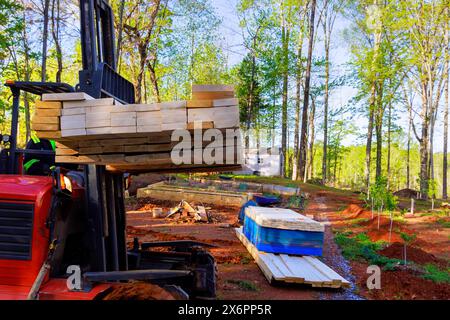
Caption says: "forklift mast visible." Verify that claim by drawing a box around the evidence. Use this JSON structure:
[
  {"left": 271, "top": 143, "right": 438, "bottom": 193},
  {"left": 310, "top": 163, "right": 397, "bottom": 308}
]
[{"left": 78, "top": 0, "right": 135, "bottom": 104}]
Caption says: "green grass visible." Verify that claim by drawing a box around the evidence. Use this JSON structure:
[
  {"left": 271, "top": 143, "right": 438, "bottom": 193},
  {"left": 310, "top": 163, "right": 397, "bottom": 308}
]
[
  {"left": 226, "top": 279, "right": 259, "bottom": 291},
  {"left": 347, "top": 218, "right": 370, "bottom": 226},
  {"left": 422, "top": 264, "right": 450, "bottom": 283},
  {"left": 437, "top": 219, "right": 450, "bottom": 228},
  {"left": 334, "top": 232, "right": 401, "bottom": 270}
]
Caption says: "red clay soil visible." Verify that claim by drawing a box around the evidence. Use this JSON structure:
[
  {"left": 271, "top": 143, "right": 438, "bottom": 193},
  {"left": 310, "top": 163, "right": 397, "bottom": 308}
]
[
  {"left": 378, "top": 242, "right": 448, "bottom": 268},
  {"left": 126, "top": 197, "right": 321, "bottom": 300},
  {"left": 309, "top": 193, "right": 450, "bottom": 300},
  {"left": 101, "top": 282, "right": 175, "bottom": 300},
  {"left": 342, "top": 204, "right": 365, "bottom": 216},
  {"left": 351, "top": 262, "right": 450, "bottom": 300}
]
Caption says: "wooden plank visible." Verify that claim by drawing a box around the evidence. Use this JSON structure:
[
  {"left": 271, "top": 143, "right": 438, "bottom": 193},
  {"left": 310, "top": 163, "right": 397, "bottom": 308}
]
[
  {"left": 61, "top": 128, "right": 86, "bottom": 137},
  {"left": 187, "top": 121, "right": 214, "bottom": 130},
  {"left": 137, "top": 125, "right": 163, "bottom": 133},
  {"left": 102, "top": 145, "right": 125, "bottom": 153},
  {"left": 302, "top": 256, "right": 350, "bottom": 288},
  {"left": 99, "top": 154, "right": 125, "bottom": 163},
  {"left": 55, "top": 155, "right": 97, "bottom": 163},
  {"left": 86, "top": 118, "right": 110, "bottom": 128},
  {"left": 61, "top": 107, "right": 86, "bottom": 116},
  {"left": 192, "top": 91, "right": 234, "bottom": 100},
  {"left": 62, "top": 98, "right": 115, "bottom": 108},
  {"left": 212, "top": 98, "right": 239, "bottom": 107},
  {"left": 161, "top": 109, "right": 186, "bottom": 124},
  {"left": 235, "top": 227, "right": 349, "bottom": 288},
  {"left": 110, "top": 126, "right": 136, "bottom": 134},
  {"left": 35, "top": 101, "right": 62, "bottom": 109},
  {"left": 161, "top": 122, "right": 186, "bottom": 131},
  {"left": 187, "top": 100, "right": 213, "bottom": 108},
  {"left": 86, "top": 127, "right": 111, "bottom": 135},
  {"left": 34, "top": 108, "right": 61, "bottom": 117},
  {"left": 245, "top": 206, "right": 324, "bottom": 232},
  {"left": 137, "top": 111, "right": 161, "bottom": 126},
  {"left": 32, "top": 116, "right": 59, "bottom": 124},
  {"left": 31, "top": 123, "right": 59, "bottom": 131},
  {"left": 35, "top": 131, "right": 62, "bottom": 139},
  {"left": 192, "top": 84, "right": 234, "bottom": 92},
  {"left": 79, "top": 137, "right": 148, "bottom": 147},
  {"left": 42, "top": 92, "right": 94, "bottom": 101},
  {"left": 124, "top": 144, "right": 172, "bottom": 153},
  {"left": 157, "top": 101, "right": 186, "bottom": 110},
  {"left": 61, "top": 115, "right": 86, "bottom": 130},
  {"left": 125, "top": 152, "right": 171, "bottom": 164},
  {"left": 79, "top": 146, "right": 103, "bottom": 154},
  {"left": 133, "top": 104, "right": 160, "bottom": 112},
  {"left": 187, "top": 105, "right": 239, "bottom": 123},
  {"left": 235, "top": 228, "right": 281, "bottom": 282},
  {"left": 111, "top": 112, "right": 136, "bottom": 127},
  {"left": 55, "top": 148, "right": 79, "bottom": 156}
]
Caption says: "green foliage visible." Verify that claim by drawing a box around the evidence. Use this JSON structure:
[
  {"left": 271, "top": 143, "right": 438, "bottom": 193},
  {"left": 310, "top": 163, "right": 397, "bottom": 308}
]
[
  {"left": 399, "top": 232, "right": 416, "bottom": 245},
  {"left": 226, "top": 279, "right": 259, "bottom": 291},
  {"left": 422, "top": 264, "right": 450, "bottom": 284},
  {"left": 369, "top": 176, "right": 397, "bottom": 211},
  {"left": 428, "top": 179, "right": 437, "bottom": 199},
  {"left": 334, "top": 231, "right": 400, "bottom": 269},
  {"left": 437, "top": 219, "right": 450, "bottom": 228}
]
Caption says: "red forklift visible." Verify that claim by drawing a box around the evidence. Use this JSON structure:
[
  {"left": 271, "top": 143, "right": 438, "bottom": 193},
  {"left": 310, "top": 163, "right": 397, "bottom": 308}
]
[{"left": 0, "top": 0, "right": 216, "bottom": 300}]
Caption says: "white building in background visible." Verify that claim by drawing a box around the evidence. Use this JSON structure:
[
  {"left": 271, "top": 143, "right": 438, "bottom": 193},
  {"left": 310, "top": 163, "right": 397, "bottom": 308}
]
[{"left": 236, "top": 147, "right": 283, "bottom": 177}]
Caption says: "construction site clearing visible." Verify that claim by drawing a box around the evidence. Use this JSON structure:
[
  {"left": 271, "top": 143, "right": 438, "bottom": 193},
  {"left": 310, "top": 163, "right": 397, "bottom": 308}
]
[{"left": 126, "top": 174, "right": 450, "bottom": 300}]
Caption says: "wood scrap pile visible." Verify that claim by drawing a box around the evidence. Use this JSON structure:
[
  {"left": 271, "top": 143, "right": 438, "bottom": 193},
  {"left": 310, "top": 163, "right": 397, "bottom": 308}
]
[
  {"left": 31, "top": 85, "right": 242, "bottom": 173},
  {"left": 166, "top": 200, "right": 210, "bottom": 223}
]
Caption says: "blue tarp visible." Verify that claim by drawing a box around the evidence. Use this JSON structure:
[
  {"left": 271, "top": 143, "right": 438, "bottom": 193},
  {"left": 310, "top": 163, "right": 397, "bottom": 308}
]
[
  {"left": 238, "top": 200, "right": 258, "bottom": 223},
  {"left": 243, "top": 213, "right": 323, "bottom": 256}
]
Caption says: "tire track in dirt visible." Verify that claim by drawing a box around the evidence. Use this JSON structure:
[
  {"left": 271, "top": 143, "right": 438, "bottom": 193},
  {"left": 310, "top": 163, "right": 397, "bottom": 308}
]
[{"left": 310, "top": 196, "right": 363, "bottom": 300}]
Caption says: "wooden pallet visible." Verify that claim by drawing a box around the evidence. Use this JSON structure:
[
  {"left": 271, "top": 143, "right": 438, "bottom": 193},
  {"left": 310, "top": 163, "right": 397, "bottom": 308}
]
[{"left": 235, "top": 227, "right": 350, "bottom": 289}]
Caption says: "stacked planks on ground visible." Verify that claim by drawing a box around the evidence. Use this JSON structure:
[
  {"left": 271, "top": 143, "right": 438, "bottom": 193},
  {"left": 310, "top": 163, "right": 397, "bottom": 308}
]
[
  {"left": 235, "top": 227, "right": 350, "bottom": 289},
  {"left": 243, "top": 206, "right": 325, "bottom": 256}
]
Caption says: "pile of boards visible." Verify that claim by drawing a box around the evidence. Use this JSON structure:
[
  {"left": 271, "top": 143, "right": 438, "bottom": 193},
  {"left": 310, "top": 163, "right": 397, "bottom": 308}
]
[
  {"left": 31, "top": 85, "right": 242, "bottom": 173},
  {"left": 236, "top": 206, "right": 350, "bottom": 288}
]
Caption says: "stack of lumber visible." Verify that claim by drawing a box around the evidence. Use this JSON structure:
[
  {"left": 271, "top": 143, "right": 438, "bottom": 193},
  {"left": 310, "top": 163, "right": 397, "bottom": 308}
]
[
  {"left": 31, "top": 85, "right": 242, "bottom": 173},
  {"left": 243, "top": 206, "right": 324, "bottom": 256},
  {"left": 235, "top": 227, "right": 350, "bottom": 288},
  {"left": 188, "top": 85, "right": 239, "bottom": 129}
]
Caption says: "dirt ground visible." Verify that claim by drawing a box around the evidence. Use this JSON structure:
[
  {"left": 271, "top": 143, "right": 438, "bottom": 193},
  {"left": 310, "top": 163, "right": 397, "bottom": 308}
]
[
  {"left": 310, "top": 189, "right": 450, "bottom": 300},
  {"left": 125, "top": 180, "right": 450, "bottom": 300}
]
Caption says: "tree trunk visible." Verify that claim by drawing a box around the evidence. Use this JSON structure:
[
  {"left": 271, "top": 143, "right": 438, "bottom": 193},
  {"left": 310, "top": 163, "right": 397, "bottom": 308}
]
[
  {"left": 147, "top": 62, "right": 161, "bottom": 102},
  {"left": 281, "top": 22, "right": 289, "bottom": 178},
  {"left": 444, "top": 15, "right": 449, "bottom": 199},
  {"left": 375, "top": 83, "right": 384, "bottom": 180},
  {"left": 307, "top": 96, "right": 316, "bottom": 181},
  {"left": 23, "top": 11, "right": 31, "bottom": 142},
  {"left": 365, "top": 94, "right": 375, "bottom": 193},
  {"left": 419, "top": 81, "right": 430, "bottom": 200},
  {"left": 292, "top": 22, "right": 304, "bottom": 181},
  {"left": 51, "top": 0, "right": 63, "bottom": 82},
  {"left": 322, "top": 28, "right": 330, "bottom": 185},
  {"left": 299, "top": 0, "right": 316, "bottom": 179},
  {"left": 407, "top": 102, "right": 412, "bottom": 189},
  {"left": 387, "top": 101, "right": 392, "bottom": 187},
  {"left": 41, "top": 0, "right": 50, "bottom": 82},
  {"left": 116, "top": 0, "right": 126, "bottom": 69}
]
